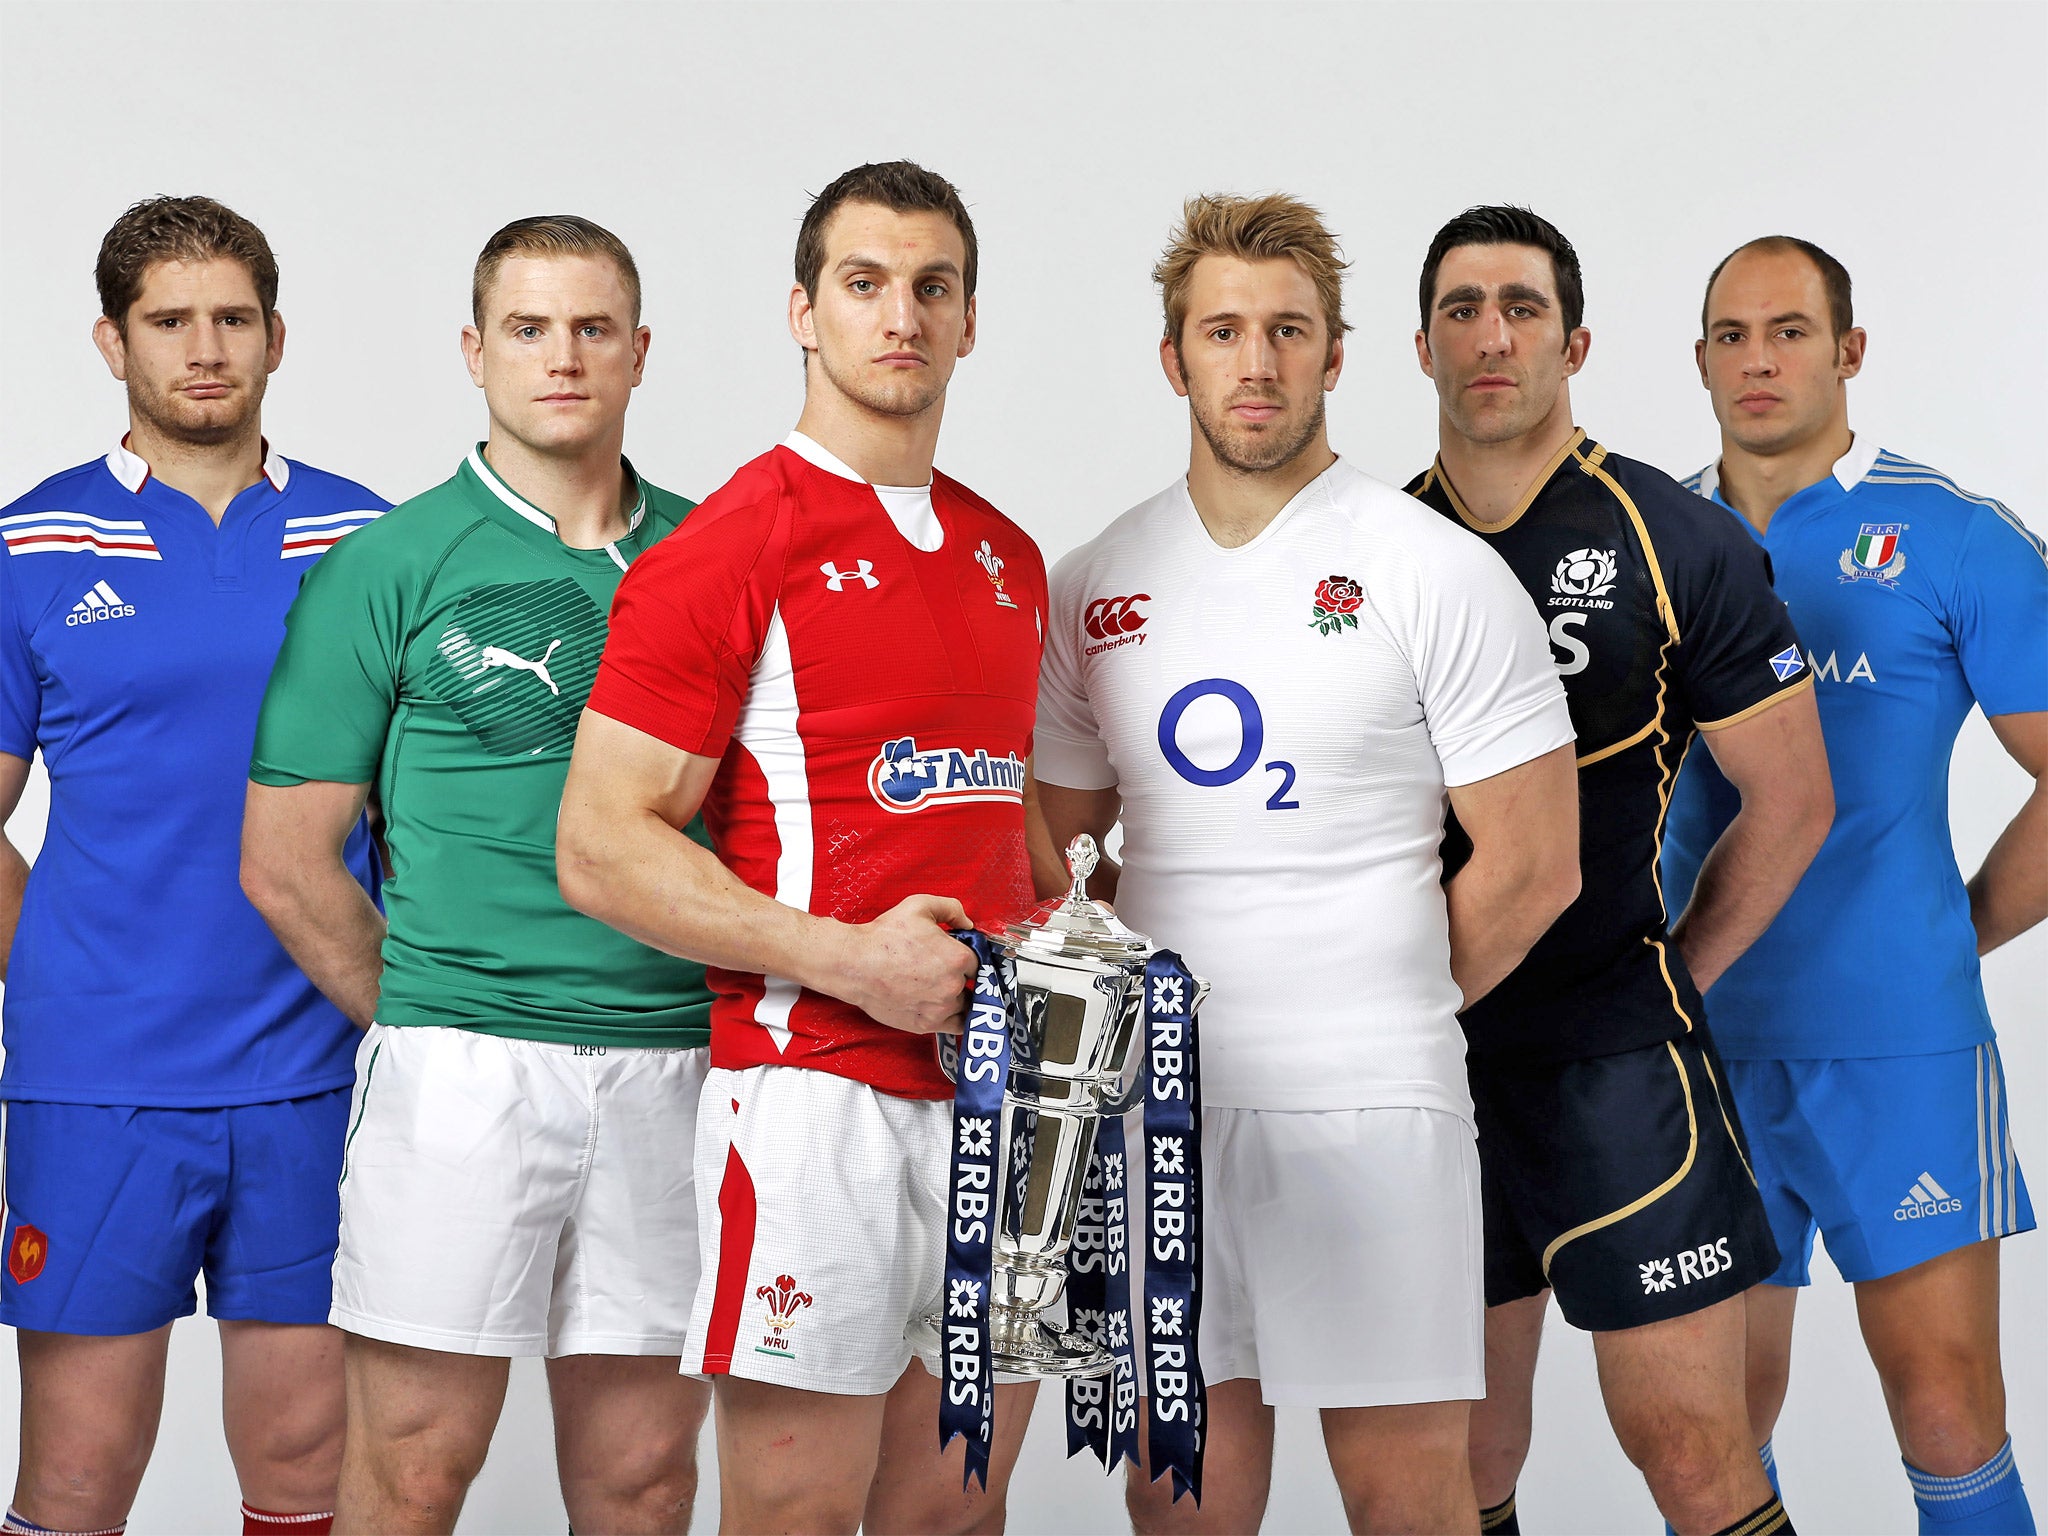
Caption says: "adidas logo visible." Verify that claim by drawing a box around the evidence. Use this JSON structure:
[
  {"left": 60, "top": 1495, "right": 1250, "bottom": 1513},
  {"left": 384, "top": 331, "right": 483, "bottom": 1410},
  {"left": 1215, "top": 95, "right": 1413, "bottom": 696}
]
[
  {"left": 65, "top": 580, "right": 136, "bottom": 627},
  {"left": 1894, "top": 1171, "right": 1963, "bottom": 1221}
]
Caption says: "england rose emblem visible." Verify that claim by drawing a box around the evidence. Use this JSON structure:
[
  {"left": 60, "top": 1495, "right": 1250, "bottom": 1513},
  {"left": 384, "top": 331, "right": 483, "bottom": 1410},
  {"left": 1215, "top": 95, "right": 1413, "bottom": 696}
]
[{"left": 1309, "top": 574, "right": 1364, "bottom": 636}]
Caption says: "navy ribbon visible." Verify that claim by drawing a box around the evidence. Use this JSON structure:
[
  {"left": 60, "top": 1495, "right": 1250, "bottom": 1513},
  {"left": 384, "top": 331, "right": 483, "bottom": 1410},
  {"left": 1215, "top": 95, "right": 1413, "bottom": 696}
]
[
  {"left": 1141, "top": 950, "right": 1205, "bottom": 1505},
  {"left": 1064, "top": 1107, "right": 1139, "bottom": 1470},
  {"left": 938, "top": 931, "right": 1014, "bottom": 1491}
]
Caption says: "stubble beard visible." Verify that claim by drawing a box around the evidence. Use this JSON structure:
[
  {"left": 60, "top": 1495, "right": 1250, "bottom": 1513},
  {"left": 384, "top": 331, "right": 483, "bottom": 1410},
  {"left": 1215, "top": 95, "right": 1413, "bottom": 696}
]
[
  {"left": 128, "top": 370, "right": 266, "bottom": 449},
  {"left": 1190, "top": 389, "right": 1326, "bottom": 477},
  {"left": 815, "top": 346, "right": 948, "bottom": 422}
]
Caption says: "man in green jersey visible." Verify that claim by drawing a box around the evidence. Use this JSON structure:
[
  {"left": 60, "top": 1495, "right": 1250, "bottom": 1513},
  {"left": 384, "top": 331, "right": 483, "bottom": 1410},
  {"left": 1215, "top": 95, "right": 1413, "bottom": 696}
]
[{"left": 240, "top": 216, "right": 712, "bottom": 1536}]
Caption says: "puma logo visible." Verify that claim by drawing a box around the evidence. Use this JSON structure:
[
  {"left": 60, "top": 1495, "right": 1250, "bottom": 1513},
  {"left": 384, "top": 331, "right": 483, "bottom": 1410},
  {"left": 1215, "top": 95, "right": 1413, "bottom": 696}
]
[{"left": 479, "top": 638, "right": 563, "bottom": 696}]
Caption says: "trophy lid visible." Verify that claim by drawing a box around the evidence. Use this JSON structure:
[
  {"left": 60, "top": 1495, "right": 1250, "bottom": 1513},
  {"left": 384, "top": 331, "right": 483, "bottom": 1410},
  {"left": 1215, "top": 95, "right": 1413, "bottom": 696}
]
[{"left": 1003, "top": 834, "right": 1153, "bottom": 962}]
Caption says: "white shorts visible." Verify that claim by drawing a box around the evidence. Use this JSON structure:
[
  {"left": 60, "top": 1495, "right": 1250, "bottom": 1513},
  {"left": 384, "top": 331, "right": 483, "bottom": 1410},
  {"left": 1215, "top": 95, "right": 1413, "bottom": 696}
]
[
  {"left": 331, "top": 1024, "right": 706, "bottom": 1358},
  {"left": 685, "top": 1064, "right": 952, "bottom": 1394},
  {"left": 1132, "top": 1105, "right": 1485, "bottom": 1408}
]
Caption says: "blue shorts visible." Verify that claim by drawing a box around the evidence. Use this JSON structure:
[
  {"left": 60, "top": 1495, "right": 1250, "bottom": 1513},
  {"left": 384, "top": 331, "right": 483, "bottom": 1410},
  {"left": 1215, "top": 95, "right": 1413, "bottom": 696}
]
[
  {"left": 1729, "top": 1044, "right": 2035, "bottom": 1287},
  {"left": 1, "top": 1090, "right": 350, "bottom": 1334}
]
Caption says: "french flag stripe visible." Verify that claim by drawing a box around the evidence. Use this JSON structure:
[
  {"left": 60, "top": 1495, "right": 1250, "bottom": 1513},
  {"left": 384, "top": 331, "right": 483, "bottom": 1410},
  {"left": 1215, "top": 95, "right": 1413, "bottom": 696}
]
[
  {"left": 284, "top": 508, "right": 384, "bottom": 530},
  {"left": 4, "top": 527, "right": 162, "bottom": 559},
  {"left": 0, "top": 509, "right": 150, "bottom": 533}
]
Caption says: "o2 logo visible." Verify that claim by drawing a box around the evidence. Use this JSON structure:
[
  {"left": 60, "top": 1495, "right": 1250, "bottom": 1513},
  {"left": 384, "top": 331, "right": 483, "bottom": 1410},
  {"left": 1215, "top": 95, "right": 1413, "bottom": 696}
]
[{"left": 1156, "top": 679, "right": 1298, "bottom": 810}]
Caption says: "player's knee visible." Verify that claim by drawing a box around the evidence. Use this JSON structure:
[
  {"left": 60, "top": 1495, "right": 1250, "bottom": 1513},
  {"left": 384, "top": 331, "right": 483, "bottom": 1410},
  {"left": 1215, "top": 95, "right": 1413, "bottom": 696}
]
[
  {"left": 1888, "top": 1367, "right": 2007, "bottom": 1474},
  {"left": 1125, "top": 1472, "right": 1199, "bottom": 1536},
  {"left": 15, "top": 1437, "right": 152, "bottom": 1526},
  {"left": 561, "top": 1430, "right": 698, "bottom": 1523}
]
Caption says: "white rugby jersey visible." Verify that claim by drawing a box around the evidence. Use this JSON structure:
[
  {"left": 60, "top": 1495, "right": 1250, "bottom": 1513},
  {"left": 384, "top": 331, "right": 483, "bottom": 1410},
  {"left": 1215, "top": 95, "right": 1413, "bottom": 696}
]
[{"left": 1036, "top": 458, "right": 1573, "bottom": 1117}]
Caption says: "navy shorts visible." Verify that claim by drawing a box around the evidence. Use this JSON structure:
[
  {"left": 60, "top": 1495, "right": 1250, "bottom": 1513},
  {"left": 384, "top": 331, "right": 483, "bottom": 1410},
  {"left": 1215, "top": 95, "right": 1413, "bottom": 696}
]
[
  {"left": 1729, "top": 1044, "right": 2034, "bottom": 1286},
  {"left": 1, "top": 1089, "right": 350, "bottom": 1334}
]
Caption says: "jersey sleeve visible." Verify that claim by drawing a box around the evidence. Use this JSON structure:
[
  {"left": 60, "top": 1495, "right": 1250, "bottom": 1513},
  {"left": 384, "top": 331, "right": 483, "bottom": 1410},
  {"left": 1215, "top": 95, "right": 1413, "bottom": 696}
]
[
  {"left": 587, "top": 496, "right": 783, "bottom": 758},
  {"left": 1032, "top": 544, "right": 1115, "bottom": 790},
  {"left": 249, "top": 534, "right": 405, "bottom": 786},
  {"left": 0, "top": 553, "right": 41, "bottom": 759},
  {"left": 1408, "top": 528, "right": 1576, "bottom": 786},
  {"left": 1668, "top": 498, "right": 1810, "bottom": 730},
  {"left": 1949, "top": 505, "right": 2048, "bottom": 718}
]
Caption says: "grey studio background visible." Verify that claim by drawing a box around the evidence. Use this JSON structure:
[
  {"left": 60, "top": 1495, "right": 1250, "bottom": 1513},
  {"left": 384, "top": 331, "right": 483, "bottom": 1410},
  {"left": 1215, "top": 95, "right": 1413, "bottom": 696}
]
[{"left": 0, "top": 2, "right": 2042, "bottom": 1532}]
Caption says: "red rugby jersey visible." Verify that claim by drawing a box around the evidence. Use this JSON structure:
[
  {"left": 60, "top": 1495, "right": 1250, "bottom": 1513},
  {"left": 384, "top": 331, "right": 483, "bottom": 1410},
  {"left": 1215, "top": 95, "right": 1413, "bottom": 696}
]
[{"left": 589, "top": 438, "right": 1047, "bottom": 1098}]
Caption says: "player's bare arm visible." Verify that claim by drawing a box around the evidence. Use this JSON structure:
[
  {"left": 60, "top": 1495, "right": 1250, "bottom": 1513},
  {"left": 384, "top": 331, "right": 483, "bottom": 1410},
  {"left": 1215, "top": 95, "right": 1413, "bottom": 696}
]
[
  {"left": 0, "top": 752, "right": 31, "bottom": 977},
  {"left": 1968, "top": 710, "right": 2048, "bottom": 954},
  {"left": 240, "top": 778, "right": 385, "bottom": 1028},
  {"left": 1028, "top": 773, "right": 1122, "bottom": 903},
  {"left": 558, "top": 708, "right": 975, "bottom": 1035},
  {"left": 1670, "top": 684, "right": 1833, "bottom": 992},
  {"left": 1443, "top": 742, "right": 1581, "bottom": 1008}
]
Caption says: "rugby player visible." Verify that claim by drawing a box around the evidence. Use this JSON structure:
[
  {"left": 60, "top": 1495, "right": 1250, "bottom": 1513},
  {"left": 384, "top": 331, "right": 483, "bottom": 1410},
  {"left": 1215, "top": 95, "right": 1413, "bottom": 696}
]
[
  {"left": 1032, "top": 193, "right": 1582, "bottom": 1536},
  {"left": 0, "top": 196, "right": 387, "bottom": 1536},
  {"left": 1665, "top": 236, "right": 2043, "bottom": 1536},
  {"left": 557, "top": 161, "right": 1045, "bottom": 1536},
  {"left": 241, "top": 217, "right": 713, "bottom": 1536},
  {"left": 1404, "top": 206, "right": 1835, "bottom": 1536}
]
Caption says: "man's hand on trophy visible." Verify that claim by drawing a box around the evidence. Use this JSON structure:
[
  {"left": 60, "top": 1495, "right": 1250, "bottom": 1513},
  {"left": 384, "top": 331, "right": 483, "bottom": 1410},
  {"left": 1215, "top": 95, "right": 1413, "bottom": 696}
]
[{"left": 837, "top": 894, "right": 979, "bottom": 1034}]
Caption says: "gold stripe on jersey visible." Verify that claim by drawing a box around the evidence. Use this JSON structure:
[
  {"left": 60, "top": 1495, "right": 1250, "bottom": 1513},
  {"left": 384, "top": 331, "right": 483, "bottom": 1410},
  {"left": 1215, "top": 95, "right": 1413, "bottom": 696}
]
[
  {"left": 1434, "top": 428, "right": 1588, "bottom": 533},
  {"left": 1540, "top": 1041, "right": 1699, "bottom": 1278},
  {"left": 1576, "top": 715, "right": 1661, "bottom": 769},
  {"left": 1696, "top": 672, "right": 1815, "bottom": 732},
  {"left": 1697, "top": 1046, "right": 1760, "bottom": 1188}
]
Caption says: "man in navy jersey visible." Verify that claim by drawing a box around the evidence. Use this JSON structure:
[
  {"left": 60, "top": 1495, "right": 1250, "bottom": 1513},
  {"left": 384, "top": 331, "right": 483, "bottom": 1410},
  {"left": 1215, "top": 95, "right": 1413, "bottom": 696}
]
[
  {"left": 0, "top": 197, "right": 385, "bottom": 1536},
  {"left": 1667, "top": 236, "right": 2044, "bottom": 1536}
]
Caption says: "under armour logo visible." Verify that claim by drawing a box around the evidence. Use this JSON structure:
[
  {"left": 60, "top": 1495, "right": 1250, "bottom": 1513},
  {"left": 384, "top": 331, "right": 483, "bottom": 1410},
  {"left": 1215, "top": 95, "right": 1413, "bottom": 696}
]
[
  {"left": 820, "top": 560, "right": 878, "bottom": 591},
  {"left": 480, "top": 639, "right": 563, "bottom": 696}
]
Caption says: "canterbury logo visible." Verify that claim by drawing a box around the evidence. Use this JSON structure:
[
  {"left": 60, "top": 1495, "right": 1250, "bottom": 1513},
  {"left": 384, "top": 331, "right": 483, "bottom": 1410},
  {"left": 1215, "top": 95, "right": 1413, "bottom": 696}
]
[
  {"left": 820, "top": 560, "right": 878, "bottom": 591},
  {"left": 1084, "top": 593, "right": 1149, "bottom": 640},
  {"left": 479, "top": 639, "right": 562, "bottom": 696}
]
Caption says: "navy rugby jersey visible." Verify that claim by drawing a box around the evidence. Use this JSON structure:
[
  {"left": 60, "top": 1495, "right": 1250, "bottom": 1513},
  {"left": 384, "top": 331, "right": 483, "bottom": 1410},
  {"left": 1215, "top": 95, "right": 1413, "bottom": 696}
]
[
  {"left": 1664, "top": 440, "right": 2048, "bottom": 1060},
  {"left": 0, "top": 441, "right": 385, "bottom": 1106},
  {"left": 1407, "top": 429, "right": 1809, "bottom": 1061}
]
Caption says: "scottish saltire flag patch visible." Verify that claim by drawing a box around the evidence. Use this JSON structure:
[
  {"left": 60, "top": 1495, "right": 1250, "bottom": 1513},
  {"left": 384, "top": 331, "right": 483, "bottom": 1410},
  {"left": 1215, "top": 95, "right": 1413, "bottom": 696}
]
[{"left": 1769, "top": 645, "right": 1806, "bottom": 682}]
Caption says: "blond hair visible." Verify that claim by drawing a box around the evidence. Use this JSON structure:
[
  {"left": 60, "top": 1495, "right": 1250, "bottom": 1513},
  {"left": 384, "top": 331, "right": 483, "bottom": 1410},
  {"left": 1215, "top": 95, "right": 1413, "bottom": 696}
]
[
  {"left": 1153, "top": 193, "right": 1351, "bottom": 351},
  {"left": 472, "top": 215, "right": 641, "bottom": 326}
]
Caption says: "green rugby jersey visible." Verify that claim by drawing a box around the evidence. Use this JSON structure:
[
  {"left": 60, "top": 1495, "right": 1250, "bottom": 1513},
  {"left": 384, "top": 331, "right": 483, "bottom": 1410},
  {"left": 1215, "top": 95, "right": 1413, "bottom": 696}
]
[{"left": 251, "top": 446, "right": 712, "bottom": 1047}]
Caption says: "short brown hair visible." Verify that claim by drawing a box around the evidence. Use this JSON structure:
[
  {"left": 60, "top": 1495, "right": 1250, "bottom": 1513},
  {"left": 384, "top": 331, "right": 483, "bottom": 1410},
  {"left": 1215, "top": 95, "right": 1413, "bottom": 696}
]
[
  {"left": 96, "top": 195, "right": 279, "bottom": 335},
  {"left": 1702, "top": 235, "right": 1853, "bottom": 339},
  {"left": 794, "top": 161, "right": 978, "bottom": 301},
  {"left": 1154, "top": 193, "right": 1352, "bottom": 351},
  {"left": 472, "top": 215, "right": 642, "bottom": 327}
]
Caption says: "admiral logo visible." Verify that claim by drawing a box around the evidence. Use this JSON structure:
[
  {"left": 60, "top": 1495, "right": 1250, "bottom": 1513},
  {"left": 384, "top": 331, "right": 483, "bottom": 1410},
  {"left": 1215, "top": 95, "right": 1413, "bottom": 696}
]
[
  {"left": 1895, "top": 1172, "right": 1963, "bottom": 1221},
  {"left": 869, "top": 737, "right": 1027, "bottom": 813},
  {"left": 1549, "top": 548, "right": 1618, "bottom": 609},
  {"left": 1638, "top": 1236, "right": 1733, "bottom": 1294},
  {"left": 754, "top": 1273, "right": 813, "bottom": 1358},
  {"left": 1084, "top": 593, "right": 1149, "bottom": 656}
]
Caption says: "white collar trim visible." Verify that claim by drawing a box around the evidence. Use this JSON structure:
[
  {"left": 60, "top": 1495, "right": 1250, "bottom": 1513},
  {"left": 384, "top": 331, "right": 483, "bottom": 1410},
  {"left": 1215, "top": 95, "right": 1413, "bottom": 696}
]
[
  {"left": 466, "top": 444, "right": 645, "bottom": 538},
  {"left": 781, "top": 430, "right": 931, "bottom": 493},
  {"left": 106, "top": 436, "right": 287, "bottom": 494},
  {"left": 1694, "top": 433, "right": 1879, "bottom": 503}
]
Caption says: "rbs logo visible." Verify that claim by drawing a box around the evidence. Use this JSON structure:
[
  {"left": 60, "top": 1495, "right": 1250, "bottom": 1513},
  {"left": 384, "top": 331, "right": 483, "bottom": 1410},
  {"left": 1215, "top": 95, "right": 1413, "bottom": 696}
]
[{"left": 1638, "top": 1236, "right": 1733, "bottom": 1295}]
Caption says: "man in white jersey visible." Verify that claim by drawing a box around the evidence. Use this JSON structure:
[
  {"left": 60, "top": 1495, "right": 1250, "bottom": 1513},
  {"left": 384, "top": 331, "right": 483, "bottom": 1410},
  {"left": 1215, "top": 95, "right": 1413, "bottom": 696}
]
[{"left": 1031, "top": 194, "right": 1581, "bottom": 1535}]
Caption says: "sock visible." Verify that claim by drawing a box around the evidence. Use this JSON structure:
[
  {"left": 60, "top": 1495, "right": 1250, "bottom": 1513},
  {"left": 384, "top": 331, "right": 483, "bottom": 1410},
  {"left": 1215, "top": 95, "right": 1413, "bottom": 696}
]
[
  {"left": 1709, "top": 1493, "right": 1792, "bottom": 1535},
  {"left": 1479, "top": 1490, "right": 1520, "bottom": 1533},
  {"left": 1908, "top": 1439, "right": 2035, "bottom": 1535},
  {"left": 2, "top": 1509, "right": 126, "bottom": 1535},
  {"left": 240, "top": 1506, "right": 334, "bottom": 1536},
  {"left": 1760, "top": 1437, "right": 1782, "bottom": 1497}
]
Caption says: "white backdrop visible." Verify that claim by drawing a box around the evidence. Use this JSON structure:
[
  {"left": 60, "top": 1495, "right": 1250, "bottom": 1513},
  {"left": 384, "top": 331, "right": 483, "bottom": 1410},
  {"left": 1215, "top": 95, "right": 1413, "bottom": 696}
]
[{"left": 1, "top": 2, "right": 2041, "bottom": 1532}]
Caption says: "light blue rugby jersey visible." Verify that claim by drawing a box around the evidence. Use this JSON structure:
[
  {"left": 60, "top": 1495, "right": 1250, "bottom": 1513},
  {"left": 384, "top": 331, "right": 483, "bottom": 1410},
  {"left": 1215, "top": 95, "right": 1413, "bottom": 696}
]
[
  {"left": 1663, "top": 438, "right": 2048, "bottom": 1059},
  {"left": 0, "top": 441, "right": 386, "bottom": 1106}
]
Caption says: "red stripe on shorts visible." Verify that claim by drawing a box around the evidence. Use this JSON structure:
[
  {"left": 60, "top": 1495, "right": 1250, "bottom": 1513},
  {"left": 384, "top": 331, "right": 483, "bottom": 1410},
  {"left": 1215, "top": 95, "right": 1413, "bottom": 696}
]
[{"left": 700, "top": 1140, "right": 758, "bottom": 1373}]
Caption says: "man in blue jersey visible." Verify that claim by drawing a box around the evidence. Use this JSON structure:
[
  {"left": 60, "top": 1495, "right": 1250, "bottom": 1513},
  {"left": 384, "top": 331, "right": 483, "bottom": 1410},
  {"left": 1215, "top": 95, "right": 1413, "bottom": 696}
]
[
  {"left": 1666, "top": 235, "right": 2045, "bottom": 1536},
  {"left": 0, "top": 197, "right": 385, "bottom": 1536}
]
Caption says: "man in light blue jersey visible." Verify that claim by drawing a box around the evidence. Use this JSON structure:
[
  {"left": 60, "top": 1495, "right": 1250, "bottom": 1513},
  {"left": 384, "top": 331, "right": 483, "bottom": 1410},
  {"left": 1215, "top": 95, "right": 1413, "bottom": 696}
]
[
  {"left": 1665, "top": 235, "right": 2045, "bottom": 1536},
  {"left": 0, "top": 197, "right": 386, "bottom": 1536}
]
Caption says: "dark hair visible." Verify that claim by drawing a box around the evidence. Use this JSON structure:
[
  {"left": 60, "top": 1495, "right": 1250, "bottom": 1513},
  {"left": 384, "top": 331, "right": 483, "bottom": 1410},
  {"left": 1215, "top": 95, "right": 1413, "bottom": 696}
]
[
  {"left": 1701, "top": 235, "right": 1853, "bottom": 339},
  {"left": 1417, "top": 205, "right": 1584, "bottom": 337},
  {"left": 473, "top": 215, "right": 642, "bottom": 326},
  {"left": 96, "top": 195, "right": 279, "bottom": 335},
  {"left": 794, "top": 161, "right": 978, "bottom": 301}
]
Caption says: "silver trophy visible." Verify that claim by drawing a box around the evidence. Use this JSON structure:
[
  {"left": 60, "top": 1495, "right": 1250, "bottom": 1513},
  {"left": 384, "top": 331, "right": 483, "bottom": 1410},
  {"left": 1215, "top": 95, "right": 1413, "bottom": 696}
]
[{"left": 928, "top": 834, "right": 1209, "bottom": 1377}]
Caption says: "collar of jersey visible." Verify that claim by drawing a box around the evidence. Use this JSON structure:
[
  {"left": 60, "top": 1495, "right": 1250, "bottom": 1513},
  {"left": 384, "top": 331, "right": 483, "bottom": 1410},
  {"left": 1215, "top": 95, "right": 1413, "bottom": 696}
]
[
  {"left": 464, "top": 443, "right": 647, "bottom": 541},
  {"left": 1180, "top": 456, "right": 1345, "bottom": 556},
  {"left": 780, "top": 430, "right": 932, "bottom": 493},
  {"left": 106, "top": 435, "right": 290, "bottom": 495},
  {"left": 1690, "top": 433, "right": 1881, "bottom": 509},
  {"left": 1429, "top": 426, "right": 1588, "bottom": 533}
]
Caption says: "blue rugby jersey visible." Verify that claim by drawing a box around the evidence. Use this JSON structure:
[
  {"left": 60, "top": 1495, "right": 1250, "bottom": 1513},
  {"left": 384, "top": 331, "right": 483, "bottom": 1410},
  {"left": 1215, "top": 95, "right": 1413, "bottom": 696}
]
[
  {"left": 1663, "top": 438, "right": 2048, "bottom": 1059},
  {"left": 0, "top": 441, "right": 386, "bottom": 1106}
]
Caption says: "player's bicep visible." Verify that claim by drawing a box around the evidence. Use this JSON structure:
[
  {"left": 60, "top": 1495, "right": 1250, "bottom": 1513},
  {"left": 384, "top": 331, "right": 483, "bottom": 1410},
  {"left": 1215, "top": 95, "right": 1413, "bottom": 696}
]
[
  {"left": 564, "top": 708, "right": 719, "bottom": 834},
  {"left": 242, "top": 778, "right": 373, "bottom": 869},
  {"left": 0, "top": 752, "right": 31, "bottom": 827},
  {"left": 1444, "top": 742, "right": 1580, "bottom": 887},
  {"left": 1698, "top": 681, "right": 1833, "bottom": 821},
  {"left": 1987, "top": 711, "right": 2048, "bottom": 779}
]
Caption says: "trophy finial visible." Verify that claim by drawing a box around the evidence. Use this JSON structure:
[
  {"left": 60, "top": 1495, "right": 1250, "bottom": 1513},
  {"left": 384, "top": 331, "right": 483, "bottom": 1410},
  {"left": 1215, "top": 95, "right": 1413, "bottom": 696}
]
[{"left": 1065, "top": 834, "right": 1099, "bottom": 901}]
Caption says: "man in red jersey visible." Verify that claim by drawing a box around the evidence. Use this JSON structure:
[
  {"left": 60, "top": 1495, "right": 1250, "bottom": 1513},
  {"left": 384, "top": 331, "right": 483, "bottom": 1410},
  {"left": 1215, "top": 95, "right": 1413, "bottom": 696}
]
[{"left": 558, "top": 161, "right": 1046, "bottom": 1535}]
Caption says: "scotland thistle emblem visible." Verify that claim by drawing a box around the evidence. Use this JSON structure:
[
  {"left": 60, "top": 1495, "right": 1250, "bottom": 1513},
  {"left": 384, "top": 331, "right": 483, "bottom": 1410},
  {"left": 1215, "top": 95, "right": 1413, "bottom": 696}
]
[{"left": 1308, "top": 574, "right": 1364, "bottom": 636}]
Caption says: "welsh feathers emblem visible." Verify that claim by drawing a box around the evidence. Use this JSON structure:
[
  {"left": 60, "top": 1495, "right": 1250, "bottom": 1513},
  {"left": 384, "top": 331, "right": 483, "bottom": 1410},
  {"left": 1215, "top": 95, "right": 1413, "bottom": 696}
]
[
  {"left": 1840, "top": 523, "right": 1907, "bottom": 587},
  {"left": 757, "top": 1274, "right": 814, "bottom": 1333},
  {"left": 975, "top": 540, "right": 1019, "bottom": 608},
  {"left": 1308, "top": 574, "right": 1364, "bottom": 636}
]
